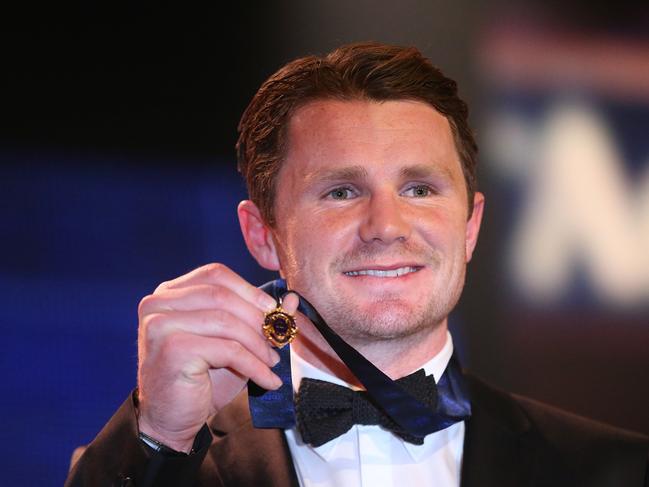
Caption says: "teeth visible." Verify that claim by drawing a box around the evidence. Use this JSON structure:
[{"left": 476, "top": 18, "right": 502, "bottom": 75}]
[{"left": 344, "top": 266, "right": 419, "bottom": 277}]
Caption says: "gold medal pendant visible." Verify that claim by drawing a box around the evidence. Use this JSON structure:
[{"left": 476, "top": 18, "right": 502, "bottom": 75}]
[{"left": 263, "top": 306, "right": 298, "bottom": 349}]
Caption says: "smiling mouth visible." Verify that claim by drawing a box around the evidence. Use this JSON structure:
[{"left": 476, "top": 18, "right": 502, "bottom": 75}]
[{"left": 343, "top": 266, "right": 422, "bottom": 278}]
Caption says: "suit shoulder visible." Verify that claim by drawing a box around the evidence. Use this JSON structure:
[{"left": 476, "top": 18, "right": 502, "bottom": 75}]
[
  {"left": 465, "top": 373, "right": 649, "bottom": 483},
  {"left": 465, "top": 372, "right": 647, "bottom": 440}
]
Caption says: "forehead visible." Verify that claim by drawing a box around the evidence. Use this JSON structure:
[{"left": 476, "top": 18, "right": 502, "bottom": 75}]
[{"left": 283, "top": 99, "right": 460, "bottom": 178}]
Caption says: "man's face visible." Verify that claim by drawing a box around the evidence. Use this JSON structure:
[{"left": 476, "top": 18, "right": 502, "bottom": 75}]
[{"left": 269, "top": 99, "right": 483, "bottom": 345}]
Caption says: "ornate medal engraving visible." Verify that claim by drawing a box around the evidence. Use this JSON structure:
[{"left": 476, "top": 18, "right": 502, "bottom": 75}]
[{"left": 263, "top": 307, "right": 298, "bottom": 348}]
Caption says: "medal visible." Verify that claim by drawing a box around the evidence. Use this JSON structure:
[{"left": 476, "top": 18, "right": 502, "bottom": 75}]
[{"left": 263, "top": 305, "right": 298, "bottom": 348}]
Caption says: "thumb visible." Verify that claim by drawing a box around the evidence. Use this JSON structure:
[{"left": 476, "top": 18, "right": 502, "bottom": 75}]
[{"left": 280, "top": 292, "right": 300, "bottom": 315}]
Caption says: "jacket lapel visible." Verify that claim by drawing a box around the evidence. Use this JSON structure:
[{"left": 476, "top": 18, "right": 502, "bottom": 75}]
[
  {"left": 460, "top": 375, "right": 536, "bottom": 487},
  {"left": 208, "top": 393, "right": 300, "bottom": 487}
]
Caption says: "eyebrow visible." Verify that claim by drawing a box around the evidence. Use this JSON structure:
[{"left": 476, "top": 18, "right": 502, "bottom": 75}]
[
  {"left": 399, "top": 163, "right": 455, "bottom": 182},
  {"left": 304, "top": 163, "right": 456, "bottom": 186},
  {"left": 305, "top": 165, "right": 369, "bottom": 184}
]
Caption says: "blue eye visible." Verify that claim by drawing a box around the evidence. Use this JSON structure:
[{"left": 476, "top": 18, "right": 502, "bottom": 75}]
[
  {"left": 328, "top": 187, "right": 355, "bottom": 200},
  {"left": 403, "top": 185, "right": 433, "bottom": 197}
]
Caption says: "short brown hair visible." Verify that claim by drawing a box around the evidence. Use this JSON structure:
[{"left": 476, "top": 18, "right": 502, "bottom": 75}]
[{"left": 236, "top": 41, "right": 478, "bottom": 226}]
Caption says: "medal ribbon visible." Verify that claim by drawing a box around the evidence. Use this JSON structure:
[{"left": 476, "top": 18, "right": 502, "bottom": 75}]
[{"left": 248, "top": 278, "right": 471, "bottom": 440}]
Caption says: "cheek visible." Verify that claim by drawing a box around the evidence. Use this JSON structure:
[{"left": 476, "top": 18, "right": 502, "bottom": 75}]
[
  {"left": 279, "top": 225, "right": 324, "bottom": 272},
  {"left": 286, "top": 221, "right": 351, "bottom": 274},
  {"left": 304, "top": 205, "right": 359, "bottom": 238},
  {"left": 417, "top": 209, "right": 467, "bottom": 251},
  {"left": 415, "top": 208, "right": 450, "bottom": 238}
]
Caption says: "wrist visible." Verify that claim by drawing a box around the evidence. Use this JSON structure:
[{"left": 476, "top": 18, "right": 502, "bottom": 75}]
[
  {"left": 137, "top": 416, "right": 197, "bottom": 454},
  {"left": 135, "top": 395, "right": 198, "bottom": 453},
  {"left": 139, "top": 430, "right": 194, "bottom": 457}
]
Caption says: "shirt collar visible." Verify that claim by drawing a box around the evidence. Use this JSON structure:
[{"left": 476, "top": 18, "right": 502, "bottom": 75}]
[
  {"left": 289, "top": 331, "right": 455, "bottom": 461},
  {"left": 290, "top": 330, "right": 454, "bottom": 391}
]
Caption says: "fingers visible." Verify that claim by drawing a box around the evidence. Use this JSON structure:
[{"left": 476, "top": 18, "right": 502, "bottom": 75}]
[
  {"left": 156, "top": 263, "right": 277, "bottom": 311},
  {"left": 142, "top": 308, "right": 280, "bottom": 367},
  {"left": 281, "top": 292, "right": 300, "bottom": 315},
  {"left": 139, "top": 283, "right": 270, "bottom": 329},
  {"left": 163, "top": 333, "right": 283, "bottom": 391},
  {"left": 139, "top": 263, "right": 287, "bottom": 382},
  {"left": 139, "top": 282, "right": 282, "bottom": 366}
]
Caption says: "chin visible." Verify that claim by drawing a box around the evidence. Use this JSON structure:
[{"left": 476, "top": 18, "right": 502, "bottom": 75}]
[{"left": 334, "top": 300, "right": 438, "bottom": 342}]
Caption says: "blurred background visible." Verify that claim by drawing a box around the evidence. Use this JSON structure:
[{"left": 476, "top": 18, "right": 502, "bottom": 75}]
[{"left": 2, "top": 1, "right": 648, "bottom": 484}]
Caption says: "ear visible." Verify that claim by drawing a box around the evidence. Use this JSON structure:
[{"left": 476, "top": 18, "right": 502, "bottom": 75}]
[
  {"left": 465, "top": 192, "right": 485, "bottom": 263},
  {"left": 237, "top": 200, "right": 281, "bottom": 271}
]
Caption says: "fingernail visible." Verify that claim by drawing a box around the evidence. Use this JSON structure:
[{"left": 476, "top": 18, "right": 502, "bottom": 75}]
[
  {"left": 270, "top": 349, "right": 281, "bottom": 366},
  {"left": 271, "top": 374, "right": 283, "bottom": 389}
]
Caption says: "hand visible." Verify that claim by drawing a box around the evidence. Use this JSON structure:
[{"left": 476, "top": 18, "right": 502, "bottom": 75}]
[{"left": 135, "top": 263, "right": 298, "bottom": 452}]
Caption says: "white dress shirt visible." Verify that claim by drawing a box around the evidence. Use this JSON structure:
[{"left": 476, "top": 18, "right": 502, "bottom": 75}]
[{"left": 285, "top": 332, "right": 465, "bottom": 487}]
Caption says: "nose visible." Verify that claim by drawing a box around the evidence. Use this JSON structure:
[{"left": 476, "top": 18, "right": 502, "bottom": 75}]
[{"left": 359, "top": 192, "right": 412, "bottom": 244}]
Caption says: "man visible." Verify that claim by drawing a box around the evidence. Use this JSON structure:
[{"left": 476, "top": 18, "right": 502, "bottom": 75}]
[{"left": 66, "top": 42, "right": 648, "bottom": 487}]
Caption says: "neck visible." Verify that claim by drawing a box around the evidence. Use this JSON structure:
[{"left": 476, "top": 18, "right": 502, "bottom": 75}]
[{"left": 291, "top": 315, "right": 449, "bottom": 387}]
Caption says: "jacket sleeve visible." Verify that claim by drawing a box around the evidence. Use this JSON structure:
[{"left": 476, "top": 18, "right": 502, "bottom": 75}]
[{"left": 64, "top": 391, "right": 213, "bottom": 487}]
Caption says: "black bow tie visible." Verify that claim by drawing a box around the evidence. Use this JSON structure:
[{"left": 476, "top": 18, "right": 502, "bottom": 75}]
[{"left": 295, "top": 369, "right": 438, "bottom": 447}]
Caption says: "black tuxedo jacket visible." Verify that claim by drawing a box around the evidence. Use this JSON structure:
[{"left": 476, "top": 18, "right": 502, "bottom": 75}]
[{"left": 66, "top": 374, "right": 649, "bottom": 487}]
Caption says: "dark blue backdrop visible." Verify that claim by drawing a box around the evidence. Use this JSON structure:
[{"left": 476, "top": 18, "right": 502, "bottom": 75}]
[{"left": 3, "top": 153, "right": 276, "bottom": 485}]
